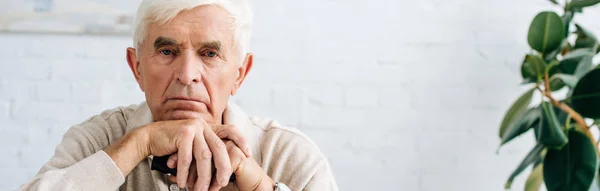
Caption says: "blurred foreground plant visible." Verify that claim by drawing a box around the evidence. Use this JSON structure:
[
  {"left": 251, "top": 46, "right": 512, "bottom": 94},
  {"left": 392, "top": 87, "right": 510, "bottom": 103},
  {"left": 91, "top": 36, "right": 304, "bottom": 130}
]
[{"left": 498, "top": 0, "right": 600, "bottom": 190}]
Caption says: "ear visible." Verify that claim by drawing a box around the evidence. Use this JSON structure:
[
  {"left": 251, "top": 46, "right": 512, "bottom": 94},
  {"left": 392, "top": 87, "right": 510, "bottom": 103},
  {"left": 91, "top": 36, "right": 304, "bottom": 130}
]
[
  {"left": 126, "top": 47, "right": 145, "bottom": 92},
  {"left": 230, "top": 53, "right": 253, "bottom": 95}
]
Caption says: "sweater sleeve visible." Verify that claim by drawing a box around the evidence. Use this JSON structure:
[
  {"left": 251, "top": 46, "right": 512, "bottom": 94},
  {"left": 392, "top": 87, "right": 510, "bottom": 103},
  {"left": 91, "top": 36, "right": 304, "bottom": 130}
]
[
  {"left": 257, "top": 123, "right": 339, "bottom": 191},
  {"left": 19, "top": 114, "right": 127, "bottom": 191},
  {"left": 303, "top": 161, "right": 339, "bottom": 191}
]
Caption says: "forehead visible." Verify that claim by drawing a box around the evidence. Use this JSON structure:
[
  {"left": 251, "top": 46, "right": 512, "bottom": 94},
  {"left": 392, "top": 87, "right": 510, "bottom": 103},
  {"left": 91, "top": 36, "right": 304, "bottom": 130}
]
[{"left": 145, "top": 5, "right": 235, "bottom": 47}]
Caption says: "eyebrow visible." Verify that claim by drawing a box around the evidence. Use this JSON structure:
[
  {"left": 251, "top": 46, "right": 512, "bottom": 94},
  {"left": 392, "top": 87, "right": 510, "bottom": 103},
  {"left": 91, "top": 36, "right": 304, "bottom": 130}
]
[
  {"left": 153, "top": 36, "right": 178, "bottom": 50},
  {"left": 198, "top": 41, "right": 223, "bottom": 53}
]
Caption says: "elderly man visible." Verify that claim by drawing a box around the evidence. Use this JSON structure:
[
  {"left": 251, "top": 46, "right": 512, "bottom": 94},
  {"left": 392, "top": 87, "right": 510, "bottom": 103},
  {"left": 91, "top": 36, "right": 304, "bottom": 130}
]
[{"left": 20, "top": 0, "right": 337, "bottom": 190}]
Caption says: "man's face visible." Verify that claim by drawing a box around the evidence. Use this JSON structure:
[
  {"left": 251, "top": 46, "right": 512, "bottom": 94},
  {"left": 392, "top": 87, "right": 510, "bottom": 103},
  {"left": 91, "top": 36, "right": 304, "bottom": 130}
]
[{"left": 126, "top": 5, "right": 252, "bottom": 124}]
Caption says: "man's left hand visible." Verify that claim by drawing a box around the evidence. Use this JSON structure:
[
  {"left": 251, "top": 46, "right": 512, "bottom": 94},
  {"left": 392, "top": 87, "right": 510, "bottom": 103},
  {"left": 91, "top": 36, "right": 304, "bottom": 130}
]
[{"left": 222, "top": 140, "right": 274, "bottom": 191}]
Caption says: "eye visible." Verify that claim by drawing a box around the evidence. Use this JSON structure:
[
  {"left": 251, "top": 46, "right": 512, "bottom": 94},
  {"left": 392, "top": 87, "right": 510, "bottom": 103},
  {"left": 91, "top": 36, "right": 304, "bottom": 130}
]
[
  {"left": 160, "top": 49, "right": 173, "bottom": 56},
  {"left": 205, "top": 50, "right": 217, "bottom": 58}
]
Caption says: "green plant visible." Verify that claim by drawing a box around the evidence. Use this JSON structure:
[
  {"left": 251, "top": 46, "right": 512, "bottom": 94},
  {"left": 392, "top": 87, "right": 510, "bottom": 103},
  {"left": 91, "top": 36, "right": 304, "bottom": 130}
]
[{"left": 498, "top": 0, "right": 600, "bottom": 190}]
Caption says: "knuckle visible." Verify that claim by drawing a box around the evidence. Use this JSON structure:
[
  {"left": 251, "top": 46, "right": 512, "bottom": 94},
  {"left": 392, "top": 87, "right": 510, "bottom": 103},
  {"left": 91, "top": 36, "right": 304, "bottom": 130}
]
[
  {"left": 215, "top": 129, "right": 227, "bottom": 137},
  {"left": 180, "top": 125, "right": 195, "bottom": 136},
  {"left": 195, "top": 118, "right": 208, "bottom": 126},
  {"left": 180, "top": 155, "right": 193, "bottom": 165},
  {"left": 200, "top": 150, "right": 212, "bottom": 160},
  {"left": 226, "top": 125, "right": 238, "bottom": 132},
  {"left": 214, "top": 139, "right": 225, "bottom": 149}
]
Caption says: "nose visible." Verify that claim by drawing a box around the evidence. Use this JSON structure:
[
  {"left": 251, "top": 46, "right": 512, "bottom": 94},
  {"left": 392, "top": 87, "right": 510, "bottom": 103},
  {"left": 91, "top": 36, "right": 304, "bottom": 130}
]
[{"left": 173, "top": 52, "right": 201, "bottom": 85}]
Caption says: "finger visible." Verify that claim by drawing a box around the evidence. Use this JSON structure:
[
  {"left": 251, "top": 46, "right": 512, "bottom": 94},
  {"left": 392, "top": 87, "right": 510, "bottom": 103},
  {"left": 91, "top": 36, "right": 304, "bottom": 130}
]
[
  {"left": 187, "top": 162, "right": 197, "bottom": 190},
  {"left": 167, "top": 153, "right": 178, "bottom": 168},
  {"left": 225, "top": 141, "right": 245, "bottom": 174},
  {"left": 193, "top": 128, "right": 212, "bottom": 191},
  {"left": 176, "top": 129, "right": 194, "bottom": 188},
  {"left": 214, "top": 125, "right": 251, "bottom": 157},
  {"left": 169, "top": 175, "right": 177, "bottom": 183},
  {"left": 208, "top": 178, "right": 222, "bottom": 191},
  {"left": 233, "top": 158, "right": 263, "bottom": 191},
  {"left": 205, "top": 128, "right": 232, "bottom": 187}
]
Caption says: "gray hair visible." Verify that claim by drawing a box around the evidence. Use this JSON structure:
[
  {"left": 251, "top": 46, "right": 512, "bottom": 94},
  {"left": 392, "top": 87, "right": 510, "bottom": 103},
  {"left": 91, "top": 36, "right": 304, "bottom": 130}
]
[{"left": 133, "top": 0, "right": 253, "bottom": 61}]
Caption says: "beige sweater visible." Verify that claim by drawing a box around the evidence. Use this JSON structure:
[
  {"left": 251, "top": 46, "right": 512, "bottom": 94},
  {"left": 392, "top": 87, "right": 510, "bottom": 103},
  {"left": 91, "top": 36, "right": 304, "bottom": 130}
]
[{"left": 20, "top": 102, "right": 338, "bottom": 191}]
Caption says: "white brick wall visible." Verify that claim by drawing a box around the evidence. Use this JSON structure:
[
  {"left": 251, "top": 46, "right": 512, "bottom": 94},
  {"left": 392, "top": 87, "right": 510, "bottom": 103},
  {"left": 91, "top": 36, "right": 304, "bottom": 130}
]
[{"left": 1, "top": 0, "right": 600, "bottom": 190}]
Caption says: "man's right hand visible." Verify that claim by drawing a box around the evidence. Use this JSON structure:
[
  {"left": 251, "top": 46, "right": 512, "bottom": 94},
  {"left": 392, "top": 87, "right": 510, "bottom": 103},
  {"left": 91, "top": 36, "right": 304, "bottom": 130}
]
[{"left": 104, "top": 119, "right": 251, "bottom": 191}]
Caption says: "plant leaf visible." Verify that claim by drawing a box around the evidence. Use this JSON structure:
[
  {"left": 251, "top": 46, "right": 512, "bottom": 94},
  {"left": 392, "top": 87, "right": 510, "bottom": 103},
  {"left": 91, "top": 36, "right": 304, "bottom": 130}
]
[
  {"left": 499, "top": 88, "right": 536, "bottom": 138},
  {"left": 534, "top": 119, "right": 542, "bottom": 142},
  {"left": 550, "top": 75, "right": 566, "bottom": 91},
  {"left": 521, "top": 78, "right": 538, "bottom": 85},
  {"left": 525, "top": 163, "right": 544, "bottom": 191},
  {"left": 545, "top": 39, "right": 570, "bottom": 63},
  {"left": 549, "top": 0, "right": 559, "bottom": 4},
  {"left": 522, "top": 55, "right": 548, "bottom": 82},
  {"left": 592, "top": 173, "right": 600, "bottom": 191},
  {"left": 574, "top": 24, "right": 599, "bottom": 52},
  {"left": 528, "top": 11, "right": 565, "bottom": 54},
  {"left": 539, "top": 101, "right": 568, "bottom": 149},
  {"left": 550, "top": 60, "right": 566, "bottom": 91},
  {"left": 576, "top": 24, "right": 598, "bottom": 41},
  {"left": 575, "top": 37, "right": 598, "bottom": 51},
  {"left": 572, "top": 68, "right": 600, "bottom": 118},
  {"left": 569, "top": 0, "right": 600, "bottom": 10},
  {"left": 522, "top": 55, "right": 536, "bottom": 82},
  {"left": 562, "top": 48, "right": 594, "bottom": 60},
  {"left": 500, "top": 106, "right": 542, "bottom": 146},
  {"left": 535, "top": 106, "right": 569, "bottom": 142},
  {"left": 550, "top": 74, "right": 579, "bottom": 88},
  {"left": 558, "top": 57, "right": 583, "bottom": 75},
  {"left": 505, "top": 143, "right": 545, "bottom": 189},
  {"left": 574, "top": 55, "right": 594, "bottom": 78},
  {"left": 543, "top": 128, "right": 598, "bottom": 191},
  {"left": 562, "top": 11, "right": 574, "bottom": 38},
  {"left": 575, "top": 24, "right": 598, "bottom": 40},
  {"left": 556, "top": 48, "right": 592, "bottom": 77}
]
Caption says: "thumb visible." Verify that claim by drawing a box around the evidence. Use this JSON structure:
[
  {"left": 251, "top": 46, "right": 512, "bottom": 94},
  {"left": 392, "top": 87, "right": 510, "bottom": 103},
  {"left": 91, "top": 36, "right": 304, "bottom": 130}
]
[
  {"left": 234, "top": 159, "right": 267, "bottom": 191},
  {"left": 167, "top": 153, "right": 178, "bottom": 168}
]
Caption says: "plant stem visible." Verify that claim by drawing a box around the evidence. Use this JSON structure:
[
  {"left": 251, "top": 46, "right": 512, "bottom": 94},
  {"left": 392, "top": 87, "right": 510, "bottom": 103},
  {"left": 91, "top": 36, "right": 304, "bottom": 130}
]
[
  {"left": 566, "top": 114, "right": 572, "bottom": 130},
  {"left": 543, "top": 69, "right": 600, "bottom": 155}
]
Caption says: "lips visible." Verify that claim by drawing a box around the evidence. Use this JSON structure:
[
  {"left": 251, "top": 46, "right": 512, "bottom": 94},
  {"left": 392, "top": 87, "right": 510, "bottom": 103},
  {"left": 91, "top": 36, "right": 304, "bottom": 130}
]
[
  {"left": 167, "top": 96, "right": 203, "bottom": 102},
  {"left": 164, "top": 96, "right": 209, "bottom": 113}
]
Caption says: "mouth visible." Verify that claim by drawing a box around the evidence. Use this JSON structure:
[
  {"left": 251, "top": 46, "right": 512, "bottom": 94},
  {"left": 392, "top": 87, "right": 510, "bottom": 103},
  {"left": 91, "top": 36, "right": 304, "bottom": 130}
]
[
  {"left": 164, "top": 96, "right": 209, "bottom": 113},
  {"left": 162, "top": 96, "right": 210, "bottom": 120},
  {"left": 166, "top": 96, "right": 203, "bottom": 103}
]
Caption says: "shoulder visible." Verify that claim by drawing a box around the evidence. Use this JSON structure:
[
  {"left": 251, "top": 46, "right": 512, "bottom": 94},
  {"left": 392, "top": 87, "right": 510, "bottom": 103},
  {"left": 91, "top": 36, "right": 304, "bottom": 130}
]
[{"left": 74, "top": 103, "right": 140, "bottom": 131}]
